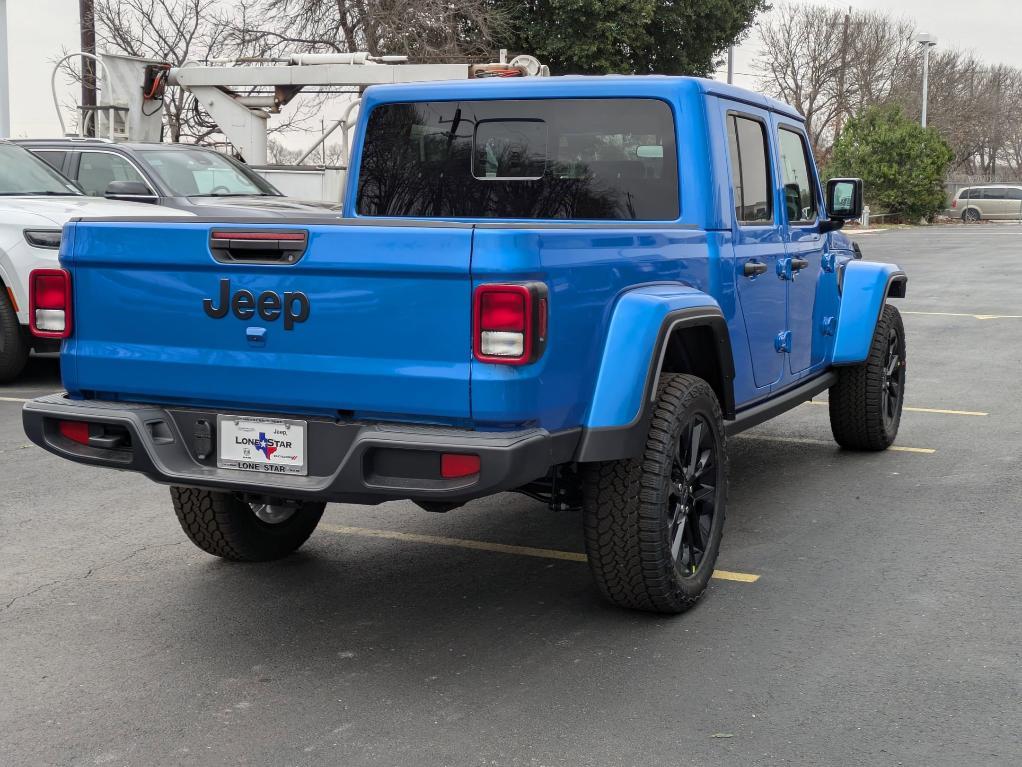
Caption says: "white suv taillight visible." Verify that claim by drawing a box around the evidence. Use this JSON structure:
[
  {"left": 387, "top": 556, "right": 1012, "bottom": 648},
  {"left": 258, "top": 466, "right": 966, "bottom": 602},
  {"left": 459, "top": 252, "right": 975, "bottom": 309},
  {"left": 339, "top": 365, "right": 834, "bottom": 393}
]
[
  {"left": 473, "top": 283, "right": 548, "bottom": 365},
  {"left": 29, "top": 269, "right": 72, "bottom": 338}
]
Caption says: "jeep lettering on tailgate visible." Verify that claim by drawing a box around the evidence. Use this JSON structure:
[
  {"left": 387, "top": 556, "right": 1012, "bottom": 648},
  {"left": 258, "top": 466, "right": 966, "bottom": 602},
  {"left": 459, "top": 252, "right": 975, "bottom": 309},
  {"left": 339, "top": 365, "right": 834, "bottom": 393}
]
[{"left": 202, "top": 278, "right": 310, "bottom": 330}]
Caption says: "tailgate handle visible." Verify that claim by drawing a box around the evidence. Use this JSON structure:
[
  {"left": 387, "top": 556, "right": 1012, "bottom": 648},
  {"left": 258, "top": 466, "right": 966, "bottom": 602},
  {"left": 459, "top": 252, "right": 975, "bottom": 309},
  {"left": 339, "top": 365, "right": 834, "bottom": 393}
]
[{"left": 209, "top": 230, "right": 308, "bottom": 265}]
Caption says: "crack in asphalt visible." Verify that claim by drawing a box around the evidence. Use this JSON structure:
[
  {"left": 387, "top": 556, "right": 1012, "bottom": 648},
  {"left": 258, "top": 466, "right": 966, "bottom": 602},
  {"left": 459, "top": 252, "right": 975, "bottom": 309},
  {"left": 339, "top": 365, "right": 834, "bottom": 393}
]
[{"left": 1, "top": 539, "right": 185, "bottom": 612}]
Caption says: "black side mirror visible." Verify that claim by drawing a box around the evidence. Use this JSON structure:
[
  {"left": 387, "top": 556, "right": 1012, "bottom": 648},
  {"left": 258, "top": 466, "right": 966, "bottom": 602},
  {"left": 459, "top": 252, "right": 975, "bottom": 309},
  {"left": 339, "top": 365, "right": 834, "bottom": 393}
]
[
  {"left": 826, "top": 178, "right": 863, "bottom": 220},
  {"left": 104, "top": 180, "right": 157, "bottom": 202}
]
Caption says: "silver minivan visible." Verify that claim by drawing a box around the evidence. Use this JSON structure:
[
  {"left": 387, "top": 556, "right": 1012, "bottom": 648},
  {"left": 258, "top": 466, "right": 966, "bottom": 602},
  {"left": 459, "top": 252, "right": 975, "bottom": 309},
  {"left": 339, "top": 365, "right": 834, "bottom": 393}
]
[{"left": 952, "top": 185, "right": 1022, "bottom": 221}]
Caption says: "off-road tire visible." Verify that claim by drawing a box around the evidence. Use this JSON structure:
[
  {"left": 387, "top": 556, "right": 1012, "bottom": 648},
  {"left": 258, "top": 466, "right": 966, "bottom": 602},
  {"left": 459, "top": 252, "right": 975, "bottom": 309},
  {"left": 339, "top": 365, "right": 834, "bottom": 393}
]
[
  {"left": 829, "top": 303, "right": 906, "bottom": 450},
  {"left": 581, "top": 373, "right": 728, "bottom": 614},
  {"left": 0, "top": 289, "right": 29, "bottom": 383},
  {"left": 170, "top": 486, "right": 325, "bottom": 561}
]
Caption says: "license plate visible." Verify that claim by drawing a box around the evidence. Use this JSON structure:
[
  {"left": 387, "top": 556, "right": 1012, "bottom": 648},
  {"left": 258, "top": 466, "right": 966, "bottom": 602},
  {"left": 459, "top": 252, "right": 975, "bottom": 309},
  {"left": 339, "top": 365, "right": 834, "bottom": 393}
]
[{"left": 217, "top": 415, "right": 307, "bottom": 476}]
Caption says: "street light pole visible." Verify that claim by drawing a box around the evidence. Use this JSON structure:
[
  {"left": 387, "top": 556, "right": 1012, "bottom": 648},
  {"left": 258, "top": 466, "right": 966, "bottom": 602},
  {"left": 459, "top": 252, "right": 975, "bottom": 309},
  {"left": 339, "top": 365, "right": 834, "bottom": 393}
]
[
  {"left": 0, "top": 0, "right": 10, "bottom": 138},
  {"left": 913, "top": 33, "right": 938, "bottom": 128},
  {"left": 920, "top": 45, "right": 931, "bottom": 127},
  {"left": 727, "top": 46, "right": 734, "bottom": 85}
]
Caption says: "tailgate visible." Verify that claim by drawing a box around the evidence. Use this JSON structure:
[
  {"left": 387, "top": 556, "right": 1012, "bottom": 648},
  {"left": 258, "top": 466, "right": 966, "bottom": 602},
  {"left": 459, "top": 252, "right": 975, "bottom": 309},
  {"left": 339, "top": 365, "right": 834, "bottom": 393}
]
[{"left": 64, "top": 221, "right": 473, "bottom": 421}]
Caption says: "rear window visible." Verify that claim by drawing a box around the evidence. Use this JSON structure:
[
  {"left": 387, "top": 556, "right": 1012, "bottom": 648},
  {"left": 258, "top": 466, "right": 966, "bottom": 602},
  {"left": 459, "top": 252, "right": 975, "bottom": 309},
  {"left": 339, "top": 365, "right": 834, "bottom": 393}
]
[{"left": 355, "top": 98, "right": 679, "bottom": 220}]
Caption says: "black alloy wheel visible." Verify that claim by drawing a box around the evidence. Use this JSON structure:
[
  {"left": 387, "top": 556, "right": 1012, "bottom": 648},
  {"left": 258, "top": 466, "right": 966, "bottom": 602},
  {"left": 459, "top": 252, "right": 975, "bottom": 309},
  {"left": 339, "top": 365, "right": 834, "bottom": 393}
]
[
  {"left": 881, "top": 325, "right": 905, "bottom": 432},
  {"left": 667, "top": 414, "right": 721, "bottom": 577}
]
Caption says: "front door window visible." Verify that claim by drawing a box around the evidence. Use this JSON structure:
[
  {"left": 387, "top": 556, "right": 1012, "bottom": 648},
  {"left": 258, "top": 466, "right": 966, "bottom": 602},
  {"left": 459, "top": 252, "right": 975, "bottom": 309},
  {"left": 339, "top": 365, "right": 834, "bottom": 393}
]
[{"left": 77, "top": 152, "right": 149, "bottom": 197}]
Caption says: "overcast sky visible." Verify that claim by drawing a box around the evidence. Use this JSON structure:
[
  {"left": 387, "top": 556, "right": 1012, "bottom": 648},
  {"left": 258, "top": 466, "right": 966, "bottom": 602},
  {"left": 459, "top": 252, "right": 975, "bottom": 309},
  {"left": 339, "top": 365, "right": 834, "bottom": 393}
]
[
  {"left": 714, "top": 0, "right": 1022, "bottom": 90},
  {"left": 4, "top": 0, "right": 1022, "bottom": 140}
]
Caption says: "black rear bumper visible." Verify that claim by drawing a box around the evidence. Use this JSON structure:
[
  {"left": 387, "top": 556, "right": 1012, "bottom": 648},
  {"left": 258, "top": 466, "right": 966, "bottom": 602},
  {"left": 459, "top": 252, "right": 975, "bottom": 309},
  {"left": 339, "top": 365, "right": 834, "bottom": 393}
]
[{"left": 22, "top": 394, "right": 579, "bottom": 505}]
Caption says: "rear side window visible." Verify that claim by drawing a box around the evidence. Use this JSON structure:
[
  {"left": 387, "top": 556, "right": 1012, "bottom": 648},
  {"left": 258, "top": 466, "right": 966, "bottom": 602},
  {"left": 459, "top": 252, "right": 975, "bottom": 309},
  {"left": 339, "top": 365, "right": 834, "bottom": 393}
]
[
  {"left": 356, "top": 98, "right": 679, "bottom": 220},
  {"left": 726, "top": 115, "right": 773, "bottom": 225},
  {"left": 34, "top": 150, "right": 68, "bottom": 173},
  {"left": 983, "top": 187, "right": 1006, "bottom": 200},
  {"left": 777, "top": 127, "right": 818, "bottom": 224}
]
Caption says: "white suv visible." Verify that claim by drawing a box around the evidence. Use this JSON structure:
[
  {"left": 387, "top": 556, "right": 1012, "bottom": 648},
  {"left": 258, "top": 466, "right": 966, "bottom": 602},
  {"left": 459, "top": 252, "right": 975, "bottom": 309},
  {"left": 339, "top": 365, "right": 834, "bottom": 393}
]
[{"left": 0, "top": 141, "right": 191, "bottom": 381}]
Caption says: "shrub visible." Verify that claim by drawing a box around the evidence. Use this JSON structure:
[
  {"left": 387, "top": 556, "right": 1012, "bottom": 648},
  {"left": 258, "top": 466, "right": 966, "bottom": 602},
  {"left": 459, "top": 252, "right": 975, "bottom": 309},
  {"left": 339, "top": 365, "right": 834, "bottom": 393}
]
[{"left": 826, "top": 106, "right": 954, "bottom": 221}]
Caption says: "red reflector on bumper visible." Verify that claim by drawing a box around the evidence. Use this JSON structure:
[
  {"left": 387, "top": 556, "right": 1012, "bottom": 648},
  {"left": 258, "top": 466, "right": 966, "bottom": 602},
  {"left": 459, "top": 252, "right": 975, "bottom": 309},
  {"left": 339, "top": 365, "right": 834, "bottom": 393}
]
[
  {"left": 58, "top": 420, "right": 90, "bottom": 445},
  {"left": 441, "top": 453, "right": 481, "bottom": 479}
]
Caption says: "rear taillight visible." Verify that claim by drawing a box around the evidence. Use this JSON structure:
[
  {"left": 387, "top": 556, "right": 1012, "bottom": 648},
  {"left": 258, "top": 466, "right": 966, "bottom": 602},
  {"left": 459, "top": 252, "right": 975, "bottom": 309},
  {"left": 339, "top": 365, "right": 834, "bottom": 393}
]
[
  {"left": 951, "top": 198, "right": 957, "bottom": 208},
  {"left": 473, "top": 283, "right": 548, "bottom": 365},
  {"left": 29, "top": 268, "right": 72, "bottom": 338}
]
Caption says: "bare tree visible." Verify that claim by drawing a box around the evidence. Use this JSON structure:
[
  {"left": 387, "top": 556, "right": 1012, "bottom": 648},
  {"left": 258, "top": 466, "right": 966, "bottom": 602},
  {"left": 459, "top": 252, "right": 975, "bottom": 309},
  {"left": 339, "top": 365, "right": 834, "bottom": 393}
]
[
  {"left": 755, "top": 2, "right": 1022, "bottom": 180},
  {"left": 756, "top": 4, "right": 915, "bottom": 159},
  {"left": 843, "top": 12, "right": 916, "bottom": 116},
  {"left": 235, "top": 0, "right": 509, "bottom": 62},
  {"left": 891, "top": 49, "right": 996, "bottom": 172},
  {"left": 997, "top": 70, "right": 1022, "bottom": 175},
  {"left": 89, "top": 0, "right": 319, "bottom": 146},
  {"left": 90, "top": 0, "right": 234, "bottom": 142},
  {"left": 756, "top": 3, "right": 844, "bottom": 156}
]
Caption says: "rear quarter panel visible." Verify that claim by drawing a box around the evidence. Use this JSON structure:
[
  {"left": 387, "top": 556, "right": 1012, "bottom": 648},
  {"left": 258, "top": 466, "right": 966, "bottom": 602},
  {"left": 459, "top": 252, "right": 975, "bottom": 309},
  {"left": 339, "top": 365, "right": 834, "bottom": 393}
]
[{"left": 470, "top": 226, "right": 740, "bottom": 430}]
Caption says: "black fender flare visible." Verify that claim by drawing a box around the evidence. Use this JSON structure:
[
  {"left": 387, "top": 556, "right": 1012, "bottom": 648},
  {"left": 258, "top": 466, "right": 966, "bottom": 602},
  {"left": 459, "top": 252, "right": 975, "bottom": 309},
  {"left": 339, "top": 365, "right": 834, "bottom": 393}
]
[{"left": 575, "top": 308, "right": 735, "bottom": 463}]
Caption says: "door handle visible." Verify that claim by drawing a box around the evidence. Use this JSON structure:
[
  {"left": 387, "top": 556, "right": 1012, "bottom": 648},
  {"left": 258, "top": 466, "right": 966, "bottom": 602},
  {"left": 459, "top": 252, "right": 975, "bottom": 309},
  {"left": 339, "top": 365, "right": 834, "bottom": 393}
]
[
  {"left": 743, "top": 261, "right": 769, "bottom": 277},
  {"left": 791, "top": 258, "right": 810, "bottom": 271}
]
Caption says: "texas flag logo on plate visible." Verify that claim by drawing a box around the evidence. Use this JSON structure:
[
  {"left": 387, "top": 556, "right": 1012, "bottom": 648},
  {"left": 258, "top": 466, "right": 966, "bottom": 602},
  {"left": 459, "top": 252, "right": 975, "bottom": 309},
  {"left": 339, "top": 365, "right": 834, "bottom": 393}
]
[{"left": 253, "top": 432, "right": 277, "bottom": 460}]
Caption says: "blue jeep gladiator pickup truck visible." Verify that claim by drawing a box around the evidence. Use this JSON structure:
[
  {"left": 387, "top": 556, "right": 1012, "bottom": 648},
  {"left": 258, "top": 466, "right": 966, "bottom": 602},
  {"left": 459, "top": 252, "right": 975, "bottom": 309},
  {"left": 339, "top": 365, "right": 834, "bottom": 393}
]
[{"left": 22, "top": 77, "right": 906, "bottom": 613}]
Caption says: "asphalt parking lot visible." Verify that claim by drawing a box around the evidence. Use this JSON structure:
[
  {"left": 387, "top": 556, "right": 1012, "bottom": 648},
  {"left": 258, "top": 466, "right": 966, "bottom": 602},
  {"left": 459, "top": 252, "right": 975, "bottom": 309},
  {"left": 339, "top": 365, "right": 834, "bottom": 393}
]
[{"left": 1, "top": 224, "right": 1020, "bottom": 766}]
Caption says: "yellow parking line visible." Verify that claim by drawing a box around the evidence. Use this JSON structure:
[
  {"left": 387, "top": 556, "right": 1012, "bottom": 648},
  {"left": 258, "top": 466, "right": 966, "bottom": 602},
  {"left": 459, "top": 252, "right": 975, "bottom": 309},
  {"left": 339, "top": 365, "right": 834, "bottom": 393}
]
[
  {"left": 319, "top": 524, "right": 761, "bottom": 583},
  {"left": 737, "top": 434, "right": 935, "bottom": 454},
  {"left": 902, "top": 311, "right": 1022, "bottom": 320},
  {"left": 805, "top": 401, "right": 987, "bottom": 417},
  {"left": 711, "top": 570, "right": 761, "bottom": 583}
]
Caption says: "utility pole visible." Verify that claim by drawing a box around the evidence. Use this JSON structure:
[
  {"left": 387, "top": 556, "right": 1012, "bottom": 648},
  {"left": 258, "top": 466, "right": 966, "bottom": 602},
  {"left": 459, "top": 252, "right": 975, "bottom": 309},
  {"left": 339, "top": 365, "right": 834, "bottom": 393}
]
[
  {"left": 79, "top": 0, "right": 96, "bottom": 136},
  {"left": 913, "top": 33, "right": 938, "bottom": 128},
  {"left": 0, "top": 0, "right": 10, "bottom": 138},
  {"left": 834, "top": 7, "right": 851, "bottom": 144},
  {"left": 727, "top": 46, "right": 734, "bottom": 85}
]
